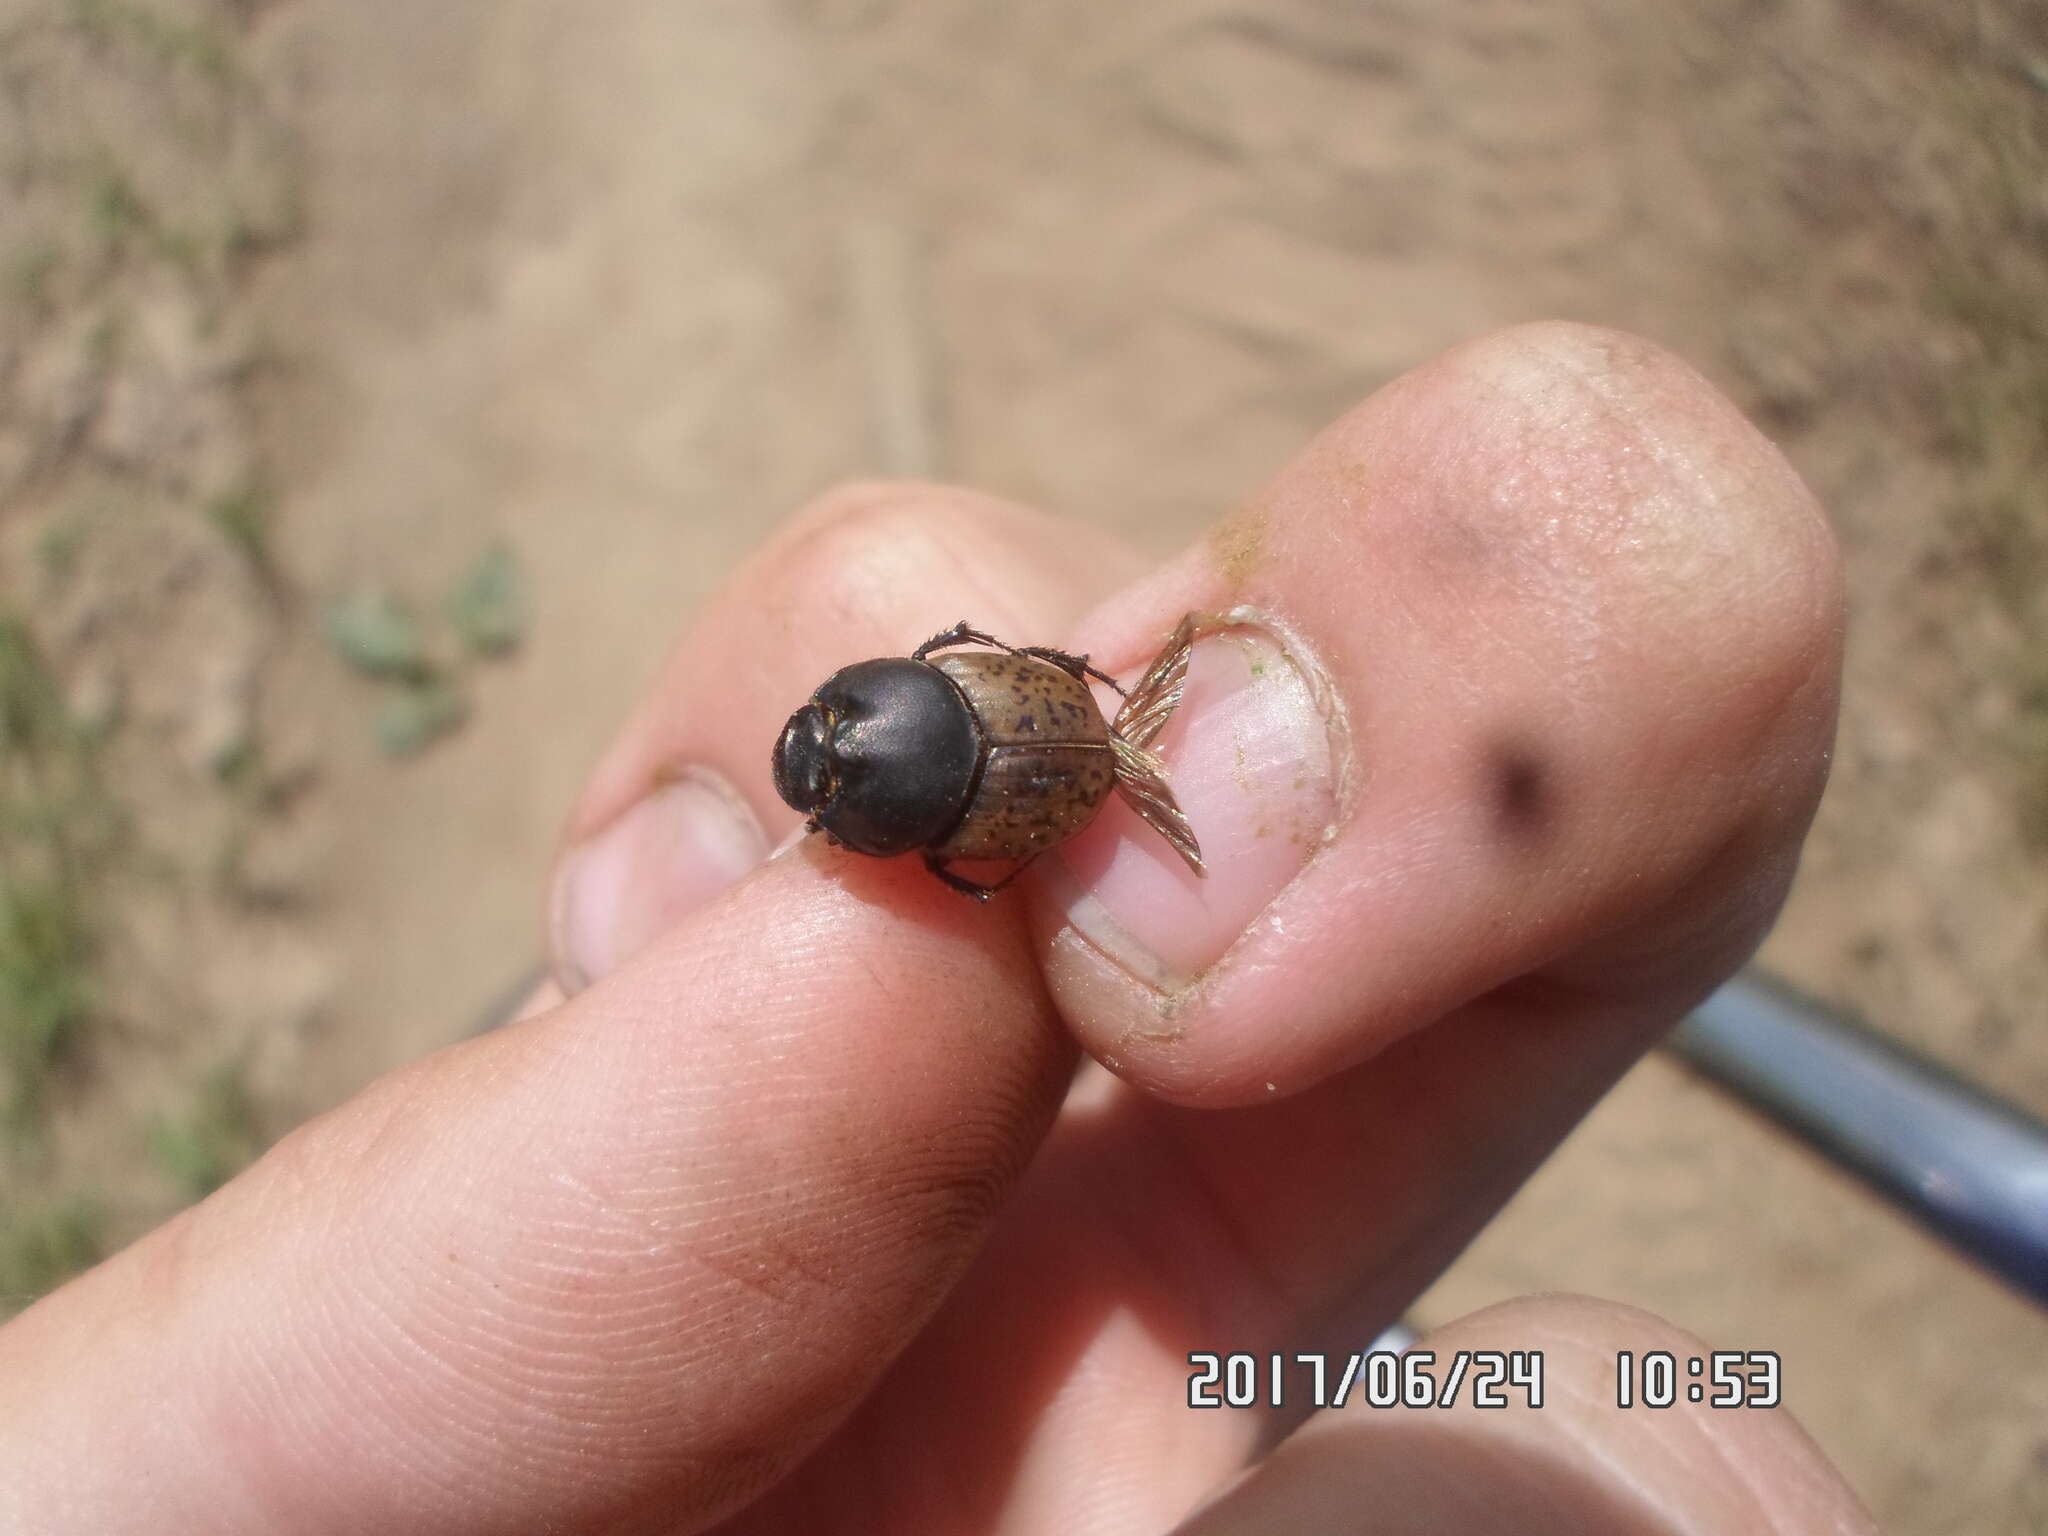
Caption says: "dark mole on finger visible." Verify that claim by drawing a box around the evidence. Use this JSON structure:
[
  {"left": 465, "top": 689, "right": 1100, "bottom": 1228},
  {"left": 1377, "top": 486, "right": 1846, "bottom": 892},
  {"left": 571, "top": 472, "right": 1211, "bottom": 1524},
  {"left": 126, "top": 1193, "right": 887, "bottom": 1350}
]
[{"left": 1489, "top": 737, "right": 1555, "bottom": 845}]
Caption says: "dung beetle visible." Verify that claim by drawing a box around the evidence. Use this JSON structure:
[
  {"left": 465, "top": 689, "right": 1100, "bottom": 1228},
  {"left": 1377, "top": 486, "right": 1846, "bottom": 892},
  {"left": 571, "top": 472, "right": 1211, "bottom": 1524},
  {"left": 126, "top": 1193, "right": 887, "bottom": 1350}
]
[{"left": 772, "top": 615, "right": 1206, "bottom": 898}]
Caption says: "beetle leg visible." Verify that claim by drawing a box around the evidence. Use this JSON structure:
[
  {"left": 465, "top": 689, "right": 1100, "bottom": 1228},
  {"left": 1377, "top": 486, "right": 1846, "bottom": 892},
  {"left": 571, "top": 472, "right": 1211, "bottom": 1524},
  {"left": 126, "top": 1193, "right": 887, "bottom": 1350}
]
[
  {"left": 1015, "top": 645, "right": 1128, "bottom": 698},
  {"left": 913, "top": 624, "right": 1131, "bottom": 698},
  {"left": 917, "top": 621, "right": 1059, "bottom": 665},
  {"left": 923, "top": 851, "right": 998, "bottom": 900},
  {"left": 922, "top": 851, "right": 1041, "bottom": 901},
  {"left": 912, "top": 621, "right": 986, "bottom": 661}
]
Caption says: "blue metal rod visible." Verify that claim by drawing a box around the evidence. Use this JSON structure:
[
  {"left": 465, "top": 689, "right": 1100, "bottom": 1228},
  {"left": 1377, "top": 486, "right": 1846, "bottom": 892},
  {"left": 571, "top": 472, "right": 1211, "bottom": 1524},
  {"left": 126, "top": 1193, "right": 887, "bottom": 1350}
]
[{"left": 1667, "top": 971, "right": 2048, "bottom": 1307}]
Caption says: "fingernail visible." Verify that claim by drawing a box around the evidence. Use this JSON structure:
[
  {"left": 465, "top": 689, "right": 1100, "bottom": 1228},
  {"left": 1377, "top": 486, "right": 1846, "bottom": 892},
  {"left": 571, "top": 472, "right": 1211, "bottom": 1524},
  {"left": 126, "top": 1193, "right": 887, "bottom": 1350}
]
[
  {"left": 1049, "top": 620, "right": 1340, "bottom": 989},
  {"left": 549, "top": 768, "right": 770, "bottom": 992}
]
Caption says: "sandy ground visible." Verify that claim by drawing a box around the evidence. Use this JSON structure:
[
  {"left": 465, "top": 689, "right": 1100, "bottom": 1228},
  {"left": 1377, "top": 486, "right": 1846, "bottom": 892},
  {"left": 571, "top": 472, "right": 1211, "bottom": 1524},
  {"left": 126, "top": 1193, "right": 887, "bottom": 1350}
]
[{"left": 4, "top": 0, "right": 2046, "bottom": 1529}]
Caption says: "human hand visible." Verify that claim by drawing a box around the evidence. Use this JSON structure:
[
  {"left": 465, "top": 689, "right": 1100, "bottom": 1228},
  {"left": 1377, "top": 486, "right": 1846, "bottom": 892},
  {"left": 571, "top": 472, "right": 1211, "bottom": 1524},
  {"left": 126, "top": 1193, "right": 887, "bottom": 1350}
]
[{"left": 0, "top": 323, "right": 1873, "bottom": 1534}]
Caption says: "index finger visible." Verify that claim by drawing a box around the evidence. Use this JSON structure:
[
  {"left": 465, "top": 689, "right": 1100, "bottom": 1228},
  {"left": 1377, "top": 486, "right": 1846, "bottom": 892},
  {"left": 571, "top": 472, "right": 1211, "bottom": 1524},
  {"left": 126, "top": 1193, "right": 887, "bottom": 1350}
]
[{"left": 0, "top": 488, "right": 1132, "bottom": 1536}]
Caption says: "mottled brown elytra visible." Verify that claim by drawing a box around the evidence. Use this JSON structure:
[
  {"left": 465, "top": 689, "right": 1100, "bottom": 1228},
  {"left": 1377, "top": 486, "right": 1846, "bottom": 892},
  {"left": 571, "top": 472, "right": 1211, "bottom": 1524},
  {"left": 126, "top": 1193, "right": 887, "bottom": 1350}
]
[{"left": 771, "top": 616, "right": 1206, "bottom": 899}]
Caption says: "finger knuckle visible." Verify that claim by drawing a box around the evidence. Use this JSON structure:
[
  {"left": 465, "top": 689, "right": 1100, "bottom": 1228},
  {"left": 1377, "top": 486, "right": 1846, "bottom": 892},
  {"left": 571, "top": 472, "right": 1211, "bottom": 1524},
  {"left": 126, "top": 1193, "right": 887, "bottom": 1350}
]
[
  {"left": 761, "top": 481, "right": 1018, "bottom": 628},
  {"left": 783, "top": 479, "right": 1000, "bottom": 560}
]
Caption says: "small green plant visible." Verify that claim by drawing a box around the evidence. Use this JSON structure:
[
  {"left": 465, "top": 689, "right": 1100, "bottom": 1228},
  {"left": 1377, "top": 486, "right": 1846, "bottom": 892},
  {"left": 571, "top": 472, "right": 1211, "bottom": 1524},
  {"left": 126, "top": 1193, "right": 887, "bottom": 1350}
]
[
  {"left": 0, "top": 881, "right": 93, "bottom": 1124},
  {"left": 325, "top": 545, "right": 530, "bottom": 759},
  {"left": 0, "top": 617, "right": 114, "bottom": 1131},
  {"left": 325, "top": 587, "right": 429, "bottom": 683},
  {"left": 447, "top": 544, "right": 529, "bottom": 658},
  {"left": 375, "top": 678, "right": 469, "bottom": 759}
]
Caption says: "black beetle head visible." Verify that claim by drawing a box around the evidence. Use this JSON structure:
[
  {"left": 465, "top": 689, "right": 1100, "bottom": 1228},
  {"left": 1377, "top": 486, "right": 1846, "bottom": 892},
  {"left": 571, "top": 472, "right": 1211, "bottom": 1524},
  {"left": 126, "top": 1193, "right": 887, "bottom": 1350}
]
[
  {"left": 770, "top": 658, "right": 982, "bottom": 858},
  {"left": 772, "top": 703, "right": 835, "bottom": 817}
]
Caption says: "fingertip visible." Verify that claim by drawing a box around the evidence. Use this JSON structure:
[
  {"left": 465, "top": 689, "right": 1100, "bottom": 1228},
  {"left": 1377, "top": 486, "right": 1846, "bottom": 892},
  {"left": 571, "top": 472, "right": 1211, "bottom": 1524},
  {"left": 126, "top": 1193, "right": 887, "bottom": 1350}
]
[
  {"left": 1416, "top": 320, "right": 1846, "bottom": 717},
  {"left": 1031, "top": 323, "right": 1846, "bottom": 1103}
]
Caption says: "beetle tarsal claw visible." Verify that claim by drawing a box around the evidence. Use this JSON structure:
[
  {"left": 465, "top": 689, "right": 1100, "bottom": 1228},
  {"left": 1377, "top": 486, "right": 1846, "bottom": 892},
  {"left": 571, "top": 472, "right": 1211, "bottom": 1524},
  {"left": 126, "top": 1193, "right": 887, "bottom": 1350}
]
[
  {"left": 923, "top": 852, "right": 1010, "bottom": 900},
  {"left": 913, "top": 620, "right": 992, "bottom": 661}
]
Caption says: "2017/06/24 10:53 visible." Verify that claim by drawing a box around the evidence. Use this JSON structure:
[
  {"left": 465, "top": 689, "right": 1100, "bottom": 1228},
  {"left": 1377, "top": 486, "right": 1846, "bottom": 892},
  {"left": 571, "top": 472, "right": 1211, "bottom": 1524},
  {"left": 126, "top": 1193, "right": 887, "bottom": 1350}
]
[{"left": 1188, "top": 1348, "right": 1784, "bottom": 1412}]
